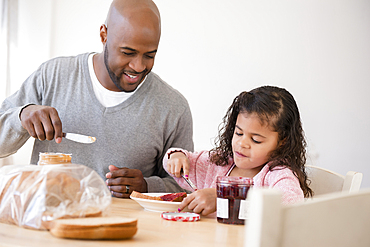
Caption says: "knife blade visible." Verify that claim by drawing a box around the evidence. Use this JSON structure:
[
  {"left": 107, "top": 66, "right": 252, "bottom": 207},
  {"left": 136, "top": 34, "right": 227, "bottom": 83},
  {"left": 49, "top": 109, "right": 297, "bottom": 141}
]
[
  {"left": 181, "top": 174, "right": 198, "bottom": 191},
  {"left": 63, "top": 133, "right": 96, "bottom": 144}
]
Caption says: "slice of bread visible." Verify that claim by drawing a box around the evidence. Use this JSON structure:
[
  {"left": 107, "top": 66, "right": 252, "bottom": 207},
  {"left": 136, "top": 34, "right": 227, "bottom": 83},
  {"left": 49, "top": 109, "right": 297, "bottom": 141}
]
[
  {"left": 41, "top": 207, "right": 103, "bottom": 230},
  {"left": 0, "top": 167, "right": 104, "bottom": 230},
  {"left": 160, "top": 192, "right": 187, "bottom": 202},
  {"left": 50, "top": 226, "right": 138, "bottom": 240},
  {"left": 49, "top": 216, "right": 138, "bottom": 239},
  {"left": 130, "top": 191, "right": 162, "bottom": 200},
  {"left": 130, "top": 191, "right": 187, "bottom": 202}
]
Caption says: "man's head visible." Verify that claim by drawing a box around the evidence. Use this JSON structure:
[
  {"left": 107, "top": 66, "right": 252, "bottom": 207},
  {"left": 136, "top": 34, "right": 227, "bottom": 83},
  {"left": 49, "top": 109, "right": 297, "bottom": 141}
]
[{"left": 100, "top": 0, "right": 161, "bottom": 92}]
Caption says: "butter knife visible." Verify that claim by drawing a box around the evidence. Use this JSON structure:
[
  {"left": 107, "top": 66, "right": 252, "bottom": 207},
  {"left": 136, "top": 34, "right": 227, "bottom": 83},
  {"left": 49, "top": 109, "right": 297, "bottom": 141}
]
[
  {"left": 181, "top": 174, "right": 198, "bottom": 191},
  {"left": 63, "top": 133, "right": 96, "bottom": 144}
]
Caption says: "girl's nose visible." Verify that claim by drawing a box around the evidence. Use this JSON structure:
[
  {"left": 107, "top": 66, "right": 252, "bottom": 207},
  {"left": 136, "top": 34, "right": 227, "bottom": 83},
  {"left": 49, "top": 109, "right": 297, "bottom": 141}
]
[{"left": 237, "top": 138, "right": 251, "bottom": 149}]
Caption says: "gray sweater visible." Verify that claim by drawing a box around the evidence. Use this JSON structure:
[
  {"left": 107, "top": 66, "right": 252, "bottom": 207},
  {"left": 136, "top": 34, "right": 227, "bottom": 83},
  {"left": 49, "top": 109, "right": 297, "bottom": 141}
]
[{"left": 0, "top": 53, "right": 194, "bottom": 192}]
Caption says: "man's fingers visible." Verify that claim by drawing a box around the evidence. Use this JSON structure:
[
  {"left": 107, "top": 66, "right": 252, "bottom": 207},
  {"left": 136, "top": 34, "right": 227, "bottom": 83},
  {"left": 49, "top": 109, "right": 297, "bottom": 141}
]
[
  {"left": 23, "top": 121, "right": 37, "bottom": 138},
  {"left": 108, "top": 167, "right": 139, "bottom": 178},
  {"left": 108, "top": 185, "right": 127, "bottom": 193},
  {"left": 33, "top": 121, "right": 46, "bottom": 140},
  {"left": 108, "top": 182, "right": 136, "bottom": 198},
  {"left": 50, "top": 109, "right": 63, "bottom": 140},
  {"left": 110, "top": 190, "right": 129, "bottom": 198},
  {"left": 108, "top": 165, "right": 119, "bottom": 171},
  {"left": 20, "top": 105, "right": 63, "bottom": 142},
  {"left": 37, "top": 109, "right": 55, "bottom": 140},
  {"left": 105, "top": 167, "right": 147, "bottom": 194}
]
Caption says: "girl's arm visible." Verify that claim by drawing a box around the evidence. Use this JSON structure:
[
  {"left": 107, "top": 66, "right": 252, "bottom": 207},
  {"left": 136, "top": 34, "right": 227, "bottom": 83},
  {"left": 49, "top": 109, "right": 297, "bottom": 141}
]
[{"left": 268, "top": 167, "right": 305, "bottom": 204}]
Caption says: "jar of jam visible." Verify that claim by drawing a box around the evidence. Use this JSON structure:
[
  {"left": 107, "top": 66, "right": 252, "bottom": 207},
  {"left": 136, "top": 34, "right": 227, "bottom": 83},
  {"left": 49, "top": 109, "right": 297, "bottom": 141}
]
[
  {"left": 216, "top": 176, "right": 253, "bottom": 225},
  {"left": 38, "top": 152, "right": 72, "bottom": 165}
]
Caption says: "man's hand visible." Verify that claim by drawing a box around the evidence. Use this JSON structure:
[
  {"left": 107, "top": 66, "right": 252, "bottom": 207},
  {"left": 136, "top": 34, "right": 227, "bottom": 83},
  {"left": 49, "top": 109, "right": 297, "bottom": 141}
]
[
  {"left": 178, "top": 188, "right": 217, "bottom": 216},
  {"left": 20, "top": 105, "right": 63, "bottom": 143},
  {"left": 105, "top": 165, "right": 148, "bottom": 198}
]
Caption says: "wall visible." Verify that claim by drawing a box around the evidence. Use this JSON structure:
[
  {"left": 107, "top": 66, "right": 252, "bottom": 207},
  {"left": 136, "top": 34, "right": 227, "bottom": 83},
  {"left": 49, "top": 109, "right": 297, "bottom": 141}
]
[{"left": 5, "top": 0, "right": 370, "bottom": 187}]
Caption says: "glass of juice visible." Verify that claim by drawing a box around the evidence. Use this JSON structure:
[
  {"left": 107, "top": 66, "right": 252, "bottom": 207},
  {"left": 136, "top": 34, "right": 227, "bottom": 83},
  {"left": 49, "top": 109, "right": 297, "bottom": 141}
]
[{"left": 216, "top": 176, "right": 253, "bottom": 225}]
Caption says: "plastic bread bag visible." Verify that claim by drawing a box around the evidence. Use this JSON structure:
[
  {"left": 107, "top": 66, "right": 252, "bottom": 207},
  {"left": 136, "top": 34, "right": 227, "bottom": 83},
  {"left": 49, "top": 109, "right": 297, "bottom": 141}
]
[{"left": 0, "top": 163, "right": 112, "bottom": 230}]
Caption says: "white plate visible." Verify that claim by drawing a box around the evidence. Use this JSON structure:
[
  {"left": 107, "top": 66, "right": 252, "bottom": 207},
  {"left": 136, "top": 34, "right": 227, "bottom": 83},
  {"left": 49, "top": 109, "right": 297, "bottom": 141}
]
[{"left": 130, "top": 193, "right": 190, "bottom": 213}]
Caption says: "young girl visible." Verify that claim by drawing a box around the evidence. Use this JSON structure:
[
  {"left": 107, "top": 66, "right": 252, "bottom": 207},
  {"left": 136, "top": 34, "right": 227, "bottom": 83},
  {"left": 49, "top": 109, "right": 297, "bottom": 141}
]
[{"left": 163, "top": 85, "right": 312, "bottom": 216}]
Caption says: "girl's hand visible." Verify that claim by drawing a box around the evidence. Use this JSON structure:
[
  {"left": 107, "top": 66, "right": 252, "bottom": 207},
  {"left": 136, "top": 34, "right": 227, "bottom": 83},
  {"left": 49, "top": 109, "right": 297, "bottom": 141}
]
[
  {"left": 167, "top": 151, "right": 190, "bottom": 178},
  {"left": 178, "top": 188, "right": 217, "bottom": 216}
]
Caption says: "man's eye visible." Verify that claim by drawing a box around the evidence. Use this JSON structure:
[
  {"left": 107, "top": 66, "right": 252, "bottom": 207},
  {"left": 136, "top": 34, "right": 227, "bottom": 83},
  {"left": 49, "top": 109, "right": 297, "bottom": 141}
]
[
  {"left": 145, "top": 54, "right": 155, "bottom": 59},
  {"left": 122, "top": 52, "right": 135, "bottom": 56}
]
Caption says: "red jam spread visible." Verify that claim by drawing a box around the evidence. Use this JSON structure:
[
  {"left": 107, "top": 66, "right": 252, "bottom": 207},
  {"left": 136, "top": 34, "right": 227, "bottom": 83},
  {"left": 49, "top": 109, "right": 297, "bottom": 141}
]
[
  {"left": 160, "top": 192, "right": 187, "bottom": 202},
  {"left": 216, "top": 176, "right": 253, "bottom": 225}
]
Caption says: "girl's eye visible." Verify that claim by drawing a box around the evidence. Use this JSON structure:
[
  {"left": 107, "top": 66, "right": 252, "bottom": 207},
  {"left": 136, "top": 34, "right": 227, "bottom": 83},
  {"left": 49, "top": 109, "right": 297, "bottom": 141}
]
[
  {"left": 252, "top": 138, "right": 262, "bottom": 144},
  {"left": 235, "top": 131, "right": 242, "bottom": 136}
]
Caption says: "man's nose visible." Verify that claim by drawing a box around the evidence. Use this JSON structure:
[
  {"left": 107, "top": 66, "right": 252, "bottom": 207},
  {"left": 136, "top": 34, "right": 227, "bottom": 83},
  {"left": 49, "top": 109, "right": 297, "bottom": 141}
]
[{"left": 129, "top": 56, "right": 145, "bottom": 73}]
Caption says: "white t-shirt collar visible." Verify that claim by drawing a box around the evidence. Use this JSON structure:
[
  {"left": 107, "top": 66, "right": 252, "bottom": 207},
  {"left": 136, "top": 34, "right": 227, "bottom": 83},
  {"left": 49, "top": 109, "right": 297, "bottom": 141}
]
[{"left": 88, "top": 53, "right": 146, "bottom": 107}]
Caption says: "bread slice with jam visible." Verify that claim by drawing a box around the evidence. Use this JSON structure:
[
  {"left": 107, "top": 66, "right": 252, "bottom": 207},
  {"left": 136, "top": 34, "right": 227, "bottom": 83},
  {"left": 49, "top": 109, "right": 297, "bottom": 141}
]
[{"left": 130, "top": 191, "right": 187, "bottom": 202}]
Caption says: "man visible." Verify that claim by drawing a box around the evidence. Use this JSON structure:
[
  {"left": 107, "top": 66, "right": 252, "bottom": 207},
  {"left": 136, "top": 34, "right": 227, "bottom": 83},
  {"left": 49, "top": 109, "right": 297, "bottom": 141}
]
[{"left": 0, "top": 0, "right": 193, "bottom": 198}]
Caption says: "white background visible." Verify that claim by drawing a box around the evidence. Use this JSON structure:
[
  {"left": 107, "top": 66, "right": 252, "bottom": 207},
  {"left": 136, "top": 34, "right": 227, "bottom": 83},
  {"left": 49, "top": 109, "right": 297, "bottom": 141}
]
[{"left": 3, "top": 0, "right": 370, "bottom": 187}]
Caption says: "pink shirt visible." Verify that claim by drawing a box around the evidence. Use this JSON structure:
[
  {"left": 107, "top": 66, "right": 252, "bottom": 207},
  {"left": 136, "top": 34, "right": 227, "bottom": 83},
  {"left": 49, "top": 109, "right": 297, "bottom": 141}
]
[{"left": 163, "top": 148, "right": 304, "bottom": 205}]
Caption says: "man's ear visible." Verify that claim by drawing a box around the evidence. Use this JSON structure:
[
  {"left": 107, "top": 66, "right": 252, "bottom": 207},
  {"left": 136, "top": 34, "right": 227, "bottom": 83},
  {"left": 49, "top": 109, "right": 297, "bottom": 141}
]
[{"left": 100, "top": 24, "right": 108, "bottom": 45}]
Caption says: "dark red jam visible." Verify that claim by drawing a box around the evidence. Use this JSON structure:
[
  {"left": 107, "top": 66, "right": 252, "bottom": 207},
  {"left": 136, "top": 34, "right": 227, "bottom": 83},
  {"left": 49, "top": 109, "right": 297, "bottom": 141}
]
[
  {"left": 216, "top": 176, "right": 253, "bottom": 225},
  {"left": 160, "top": 192, "right": 187, "bottom": 202}
]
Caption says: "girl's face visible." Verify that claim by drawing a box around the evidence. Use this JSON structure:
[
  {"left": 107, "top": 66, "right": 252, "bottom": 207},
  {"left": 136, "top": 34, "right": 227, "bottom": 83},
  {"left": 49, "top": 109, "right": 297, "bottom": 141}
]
[{"left": 232, "top": 113, "right": 279, "bottom": 172}]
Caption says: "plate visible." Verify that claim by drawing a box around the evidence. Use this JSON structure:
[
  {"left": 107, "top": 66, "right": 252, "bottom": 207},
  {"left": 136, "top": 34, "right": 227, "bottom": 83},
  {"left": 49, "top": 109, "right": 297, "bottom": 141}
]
[{"left": 130, "top": 193, "right": 190, "bottom": 213}]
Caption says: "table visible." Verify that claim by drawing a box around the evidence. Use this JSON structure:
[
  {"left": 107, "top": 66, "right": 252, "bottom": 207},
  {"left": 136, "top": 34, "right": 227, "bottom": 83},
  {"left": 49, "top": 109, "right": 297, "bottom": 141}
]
[{"left": 0, "top": 198, "right": 246, "bottom": 246}]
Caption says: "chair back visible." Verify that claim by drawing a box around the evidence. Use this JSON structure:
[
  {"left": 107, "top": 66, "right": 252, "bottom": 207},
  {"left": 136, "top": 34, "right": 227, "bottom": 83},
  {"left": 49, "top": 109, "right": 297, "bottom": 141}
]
[
  {"left": 305, "top": 165, "right": 362, "bottom": 196},
  {"left": 245, "top": 188, "right": 370, "bottom": 247}
]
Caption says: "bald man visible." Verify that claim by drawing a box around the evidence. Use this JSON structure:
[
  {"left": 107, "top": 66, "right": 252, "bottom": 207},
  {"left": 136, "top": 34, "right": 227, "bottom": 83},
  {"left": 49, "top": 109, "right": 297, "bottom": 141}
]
[{"left": 0, "top": 0, "right": 194, "bottom": 197}]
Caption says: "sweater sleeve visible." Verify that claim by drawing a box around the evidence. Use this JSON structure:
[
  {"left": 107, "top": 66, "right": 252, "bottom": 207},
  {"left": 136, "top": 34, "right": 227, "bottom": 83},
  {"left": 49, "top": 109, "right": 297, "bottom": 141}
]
[{"left": 0, "top": 67, "right": 44, "bottom": 158}]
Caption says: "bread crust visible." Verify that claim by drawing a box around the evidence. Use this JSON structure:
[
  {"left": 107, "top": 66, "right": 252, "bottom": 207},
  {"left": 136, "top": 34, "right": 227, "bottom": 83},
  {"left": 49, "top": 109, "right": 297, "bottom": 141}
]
[
  {"left": 50, "top": 226, "right": 138, "bottom": 239},
  {"left": 130, "top": 191, "right": 162, "bottom": 200},
  {"left": 50, "top": 216, "right": 137, "bottom": 230},
  {"left": 49, "top": 217, "right": 138, "bottom": 239}
]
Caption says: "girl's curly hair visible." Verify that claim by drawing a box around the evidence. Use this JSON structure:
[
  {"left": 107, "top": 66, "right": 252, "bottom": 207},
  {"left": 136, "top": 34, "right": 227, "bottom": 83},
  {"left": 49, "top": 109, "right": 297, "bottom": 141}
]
[{"left": 210, "top": 86, "right": 312, "bottom": 197}]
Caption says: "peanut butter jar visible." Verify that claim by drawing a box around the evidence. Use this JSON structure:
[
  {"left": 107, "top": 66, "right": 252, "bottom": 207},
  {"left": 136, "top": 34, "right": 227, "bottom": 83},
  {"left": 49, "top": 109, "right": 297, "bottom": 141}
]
[{"left": 38, "top": 152, "right": 72, "bottom": 165}]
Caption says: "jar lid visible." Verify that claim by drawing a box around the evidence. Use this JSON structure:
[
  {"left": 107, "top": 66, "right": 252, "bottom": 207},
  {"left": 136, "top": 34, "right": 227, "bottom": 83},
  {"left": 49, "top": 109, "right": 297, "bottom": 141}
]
[
  {"left": 161, "top": 212, "right": 200, "bottom": 222},
  {"left": 216, "top": 176, "right": 253, "bottom": 185}
]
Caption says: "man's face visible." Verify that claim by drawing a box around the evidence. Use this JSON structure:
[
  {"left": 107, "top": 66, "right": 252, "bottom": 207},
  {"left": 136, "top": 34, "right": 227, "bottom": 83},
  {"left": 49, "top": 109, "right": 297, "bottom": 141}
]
[{"left": 103, "top": 15, "right": 160, "bottom": 92}]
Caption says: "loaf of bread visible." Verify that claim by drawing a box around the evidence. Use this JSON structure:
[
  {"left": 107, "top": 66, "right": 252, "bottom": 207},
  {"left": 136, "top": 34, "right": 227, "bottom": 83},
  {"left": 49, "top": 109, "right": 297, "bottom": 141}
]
[
  {"left": 49, "top": 216, "right": 138, "bottom": 239},
  {"left": 0, "top": 164, "right": 111, "bottom": 230},
  {"left": 130, "top": 191, "right": 187, "bottom": 202}
]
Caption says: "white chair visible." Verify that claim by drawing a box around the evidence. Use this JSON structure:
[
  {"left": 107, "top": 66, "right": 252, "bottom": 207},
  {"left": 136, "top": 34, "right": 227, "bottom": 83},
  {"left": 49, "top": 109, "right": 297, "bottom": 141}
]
[
  {"left": 305, "top": 165, "right": 363, "bottom": 197},
  {"left": 245, "top": 188, "right": 370, "bottom": 247}
]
